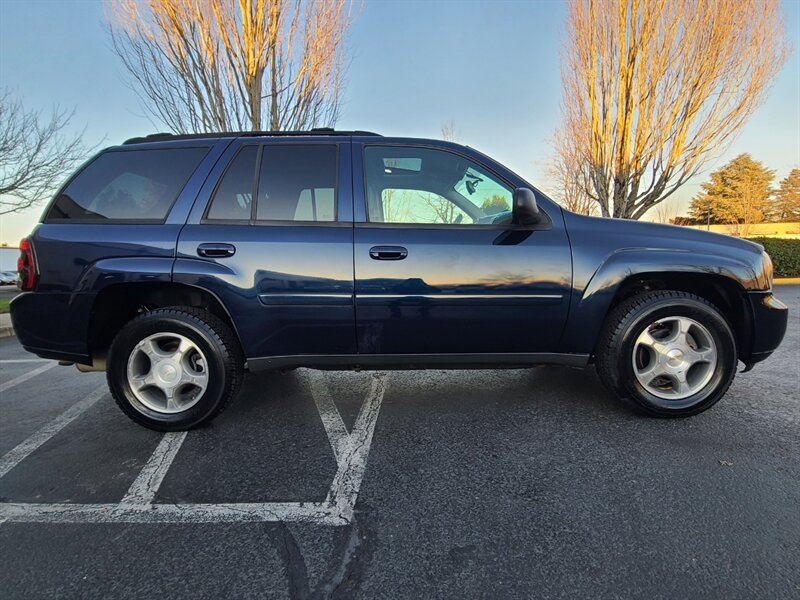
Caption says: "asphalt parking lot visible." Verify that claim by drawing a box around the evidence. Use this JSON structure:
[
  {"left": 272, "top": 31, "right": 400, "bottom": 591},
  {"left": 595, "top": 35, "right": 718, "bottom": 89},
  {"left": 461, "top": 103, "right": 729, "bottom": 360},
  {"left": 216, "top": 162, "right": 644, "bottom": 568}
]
[{"left": 1, "top": 286, "right": 798, "bottom": 599}]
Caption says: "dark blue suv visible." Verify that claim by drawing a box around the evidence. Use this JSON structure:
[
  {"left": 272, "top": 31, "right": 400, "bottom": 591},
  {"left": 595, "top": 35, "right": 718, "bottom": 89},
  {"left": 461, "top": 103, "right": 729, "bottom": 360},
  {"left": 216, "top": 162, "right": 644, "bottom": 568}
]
[{"left": 11, "top": 130, "right": 788, "bottom": 430}]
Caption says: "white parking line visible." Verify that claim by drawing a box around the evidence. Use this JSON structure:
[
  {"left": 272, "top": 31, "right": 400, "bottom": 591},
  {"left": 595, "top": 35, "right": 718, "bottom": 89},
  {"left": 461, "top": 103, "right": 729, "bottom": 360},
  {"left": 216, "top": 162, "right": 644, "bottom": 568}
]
[
  {"left": 0, "top": 359, "right": 51, "bottom": 364},
  {"left": 0, "top": 362, "right": 57, "bottom": 394},
  {"left": 305, "top": 371, "right": 351, "bottom": 464},
  {"left": 0, "top": 385, "right": 107, "bottom": 479},
  {"left": 327, "top": 374, "right": 387, "bottom": 520},
  {"left": 121, "top": 431, "right": 188, "bottom": 505},
  {"left": 0, "top": 501, "right": 346, "bottom": 525}
]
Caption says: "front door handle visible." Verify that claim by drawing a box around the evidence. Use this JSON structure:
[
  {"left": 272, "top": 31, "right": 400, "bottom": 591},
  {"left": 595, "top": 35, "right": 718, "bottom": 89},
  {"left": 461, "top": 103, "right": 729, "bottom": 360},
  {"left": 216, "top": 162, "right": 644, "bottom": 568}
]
[
  {"left": 197, "top": 243, "right": 236, "bottom": 258},
  {"left": 369, "top": 246, "right": 408, "bottom": 260}
]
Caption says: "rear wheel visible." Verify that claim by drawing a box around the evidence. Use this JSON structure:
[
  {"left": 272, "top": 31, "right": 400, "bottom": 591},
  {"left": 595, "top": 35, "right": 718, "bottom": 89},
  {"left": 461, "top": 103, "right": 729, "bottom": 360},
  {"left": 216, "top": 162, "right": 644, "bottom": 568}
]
[
  {"left": 107, "top": 307, "right": 244, "bottom": 431},
  {"left": 596, "top": 291, "right": 737, "bottom": 417}
]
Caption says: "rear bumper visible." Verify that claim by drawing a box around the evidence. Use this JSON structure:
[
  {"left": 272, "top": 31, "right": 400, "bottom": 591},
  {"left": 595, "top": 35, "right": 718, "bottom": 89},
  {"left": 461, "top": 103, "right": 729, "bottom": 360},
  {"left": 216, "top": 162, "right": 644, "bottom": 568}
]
[
  {"left": 743, "top": 291, "right": 788, "bottom": 366},
  {"left": 9, "top": 292, "right": 92, "bottom": 363}
]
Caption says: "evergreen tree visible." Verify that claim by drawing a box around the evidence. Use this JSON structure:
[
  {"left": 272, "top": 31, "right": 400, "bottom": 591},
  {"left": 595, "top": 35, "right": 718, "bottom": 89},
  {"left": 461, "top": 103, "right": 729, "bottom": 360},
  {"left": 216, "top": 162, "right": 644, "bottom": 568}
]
[
  {"left": 688, "top": 154, "right": 774, "bottom": 229},
  {"left": 481, "top": 195, "right": 511, "bottom": 215},
  {"left": 769, "top": 168, "right": 800, "bottom": 222}
]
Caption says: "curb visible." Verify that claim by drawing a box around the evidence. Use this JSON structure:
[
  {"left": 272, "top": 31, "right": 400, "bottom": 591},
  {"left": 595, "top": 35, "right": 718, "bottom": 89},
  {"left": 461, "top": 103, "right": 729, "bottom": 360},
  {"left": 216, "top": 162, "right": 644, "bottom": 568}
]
[{"left": 0, "top": 326, "right": 13, "bottom": 339}]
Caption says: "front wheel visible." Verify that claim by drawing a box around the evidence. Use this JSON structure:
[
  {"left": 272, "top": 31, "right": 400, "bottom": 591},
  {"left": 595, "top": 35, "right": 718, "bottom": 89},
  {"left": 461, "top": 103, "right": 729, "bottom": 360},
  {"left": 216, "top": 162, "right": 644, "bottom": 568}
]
[
  {"left": 595, "top": 291, "right": 738, "bottom": 417},
  {"left": 107, "top": 307, "right": 244, "bottom": 431}
]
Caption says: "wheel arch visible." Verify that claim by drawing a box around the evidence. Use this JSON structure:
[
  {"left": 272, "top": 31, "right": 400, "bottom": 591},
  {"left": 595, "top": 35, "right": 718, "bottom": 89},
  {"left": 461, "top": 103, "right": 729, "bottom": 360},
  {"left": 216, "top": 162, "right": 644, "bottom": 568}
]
[
  {"left": 560, "top": 250, "right": 756, "bottom": 361},
  {"left": 87, "top": 282, "right": 242, "bottom": 365}
]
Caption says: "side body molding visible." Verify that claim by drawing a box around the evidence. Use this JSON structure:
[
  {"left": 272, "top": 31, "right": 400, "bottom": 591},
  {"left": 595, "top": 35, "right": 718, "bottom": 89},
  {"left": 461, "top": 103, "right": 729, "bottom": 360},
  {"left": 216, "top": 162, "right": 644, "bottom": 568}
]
[{"left": 559, "top": 249, "right": 757, "bottom": 355}]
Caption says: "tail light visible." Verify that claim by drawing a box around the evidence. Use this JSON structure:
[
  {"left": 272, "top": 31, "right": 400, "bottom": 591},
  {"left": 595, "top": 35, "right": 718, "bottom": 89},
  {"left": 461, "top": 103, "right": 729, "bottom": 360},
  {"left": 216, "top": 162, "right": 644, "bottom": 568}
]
[{"left": 17, "top": 238, "right": 38, "bottom": 291}]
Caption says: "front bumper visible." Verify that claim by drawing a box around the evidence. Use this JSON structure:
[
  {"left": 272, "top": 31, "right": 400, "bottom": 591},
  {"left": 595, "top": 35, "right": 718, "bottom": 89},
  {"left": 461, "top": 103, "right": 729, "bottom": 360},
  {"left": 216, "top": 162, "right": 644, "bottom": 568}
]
[{"left": 744, "top": 291, "right": 788, "bottom": 366}]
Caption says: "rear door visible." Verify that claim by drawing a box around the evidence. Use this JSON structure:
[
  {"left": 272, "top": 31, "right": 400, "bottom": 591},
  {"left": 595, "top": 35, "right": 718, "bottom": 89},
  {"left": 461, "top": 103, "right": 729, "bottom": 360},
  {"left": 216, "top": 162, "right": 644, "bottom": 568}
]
[
  {"left": 353, "top": 142, "right": 572, "bottom": 356},
  {"left": 174, "top": 137, "right": 356, "bottom": 360}
]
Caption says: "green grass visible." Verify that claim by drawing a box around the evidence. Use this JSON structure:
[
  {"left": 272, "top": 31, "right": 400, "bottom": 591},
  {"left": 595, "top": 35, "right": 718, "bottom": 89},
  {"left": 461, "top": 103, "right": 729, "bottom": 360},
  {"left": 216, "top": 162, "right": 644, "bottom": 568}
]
[{"left": 0, "top": 298, "right": 11, "bottom": 314}]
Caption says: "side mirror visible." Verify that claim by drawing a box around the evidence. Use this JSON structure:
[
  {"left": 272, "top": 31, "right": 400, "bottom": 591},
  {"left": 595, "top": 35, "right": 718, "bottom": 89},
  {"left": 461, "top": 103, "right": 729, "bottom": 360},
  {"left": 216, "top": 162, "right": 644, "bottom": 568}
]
[{"left": 512, "top": 187, "right": 541, "bottom": 226}]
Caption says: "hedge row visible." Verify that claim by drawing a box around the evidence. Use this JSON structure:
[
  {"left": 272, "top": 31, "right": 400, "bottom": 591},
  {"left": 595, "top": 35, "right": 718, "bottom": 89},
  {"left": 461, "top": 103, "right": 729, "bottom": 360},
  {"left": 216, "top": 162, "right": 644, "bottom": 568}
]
[{"left": 746, "top": 237, "right": 800, "bottom": 278}]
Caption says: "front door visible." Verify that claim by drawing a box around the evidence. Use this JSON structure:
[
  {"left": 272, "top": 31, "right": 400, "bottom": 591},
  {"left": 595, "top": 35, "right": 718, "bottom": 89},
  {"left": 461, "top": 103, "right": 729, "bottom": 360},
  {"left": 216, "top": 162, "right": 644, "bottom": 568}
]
[{"left": 353, "top": 144, "right": 571, "bottom": 356}]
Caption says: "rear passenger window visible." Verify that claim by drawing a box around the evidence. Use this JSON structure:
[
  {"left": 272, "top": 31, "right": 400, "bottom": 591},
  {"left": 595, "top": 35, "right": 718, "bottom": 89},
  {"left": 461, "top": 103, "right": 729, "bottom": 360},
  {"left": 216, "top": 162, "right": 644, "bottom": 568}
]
[
  {"left": 205, "top": 146, "right": 258, "bottom": 221},
  {"left": 47, "top": 147, "right": 208, "bottom": 222},
  {"left": 256, "top": 145, "right": 337, "bottom": 222}
]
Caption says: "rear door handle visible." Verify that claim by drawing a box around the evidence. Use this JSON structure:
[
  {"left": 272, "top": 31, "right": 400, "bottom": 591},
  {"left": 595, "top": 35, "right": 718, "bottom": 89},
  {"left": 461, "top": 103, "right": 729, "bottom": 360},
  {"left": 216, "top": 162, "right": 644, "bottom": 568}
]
[
  {"left": 197, "top": 243, "right": 236, "bottom": 258},
  {"left": 369, "top": 246, "right": 408, "bottom": 261}
]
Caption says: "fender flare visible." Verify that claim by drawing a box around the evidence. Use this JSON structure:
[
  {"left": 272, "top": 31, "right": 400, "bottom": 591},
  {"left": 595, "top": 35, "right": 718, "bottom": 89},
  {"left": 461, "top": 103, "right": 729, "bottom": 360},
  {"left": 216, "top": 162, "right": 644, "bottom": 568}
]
[{"left": 559, "top": 248, "right": 756, "bottom": 355}]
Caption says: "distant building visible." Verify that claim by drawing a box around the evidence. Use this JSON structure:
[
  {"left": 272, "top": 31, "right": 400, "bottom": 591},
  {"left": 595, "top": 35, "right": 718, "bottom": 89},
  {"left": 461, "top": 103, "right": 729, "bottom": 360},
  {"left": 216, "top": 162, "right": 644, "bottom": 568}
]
[{"left": 680, "top": 222, "right": 800, "bottom": 239}]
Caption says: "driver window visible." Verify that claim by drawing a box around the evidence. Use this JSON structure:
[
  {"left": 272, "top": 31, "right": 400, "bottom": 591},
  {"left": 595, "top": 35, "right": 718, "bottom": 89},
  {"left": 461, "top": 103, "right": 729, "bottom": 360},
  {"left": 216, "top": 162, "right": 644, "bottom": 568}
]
[{"left": 364, "top": 146, "right": 512, "bottom": 225}]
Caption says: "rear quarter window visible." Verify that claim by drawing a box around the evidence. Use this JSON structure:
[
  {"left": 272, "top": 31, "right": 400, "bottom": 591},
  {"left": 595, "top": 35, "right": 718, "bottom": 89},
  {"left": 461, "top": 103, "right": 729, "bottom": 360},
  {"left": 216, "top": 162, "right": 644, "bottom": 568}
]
[{"left": 46, "top": 147, "right": 209, "bottom": 222}]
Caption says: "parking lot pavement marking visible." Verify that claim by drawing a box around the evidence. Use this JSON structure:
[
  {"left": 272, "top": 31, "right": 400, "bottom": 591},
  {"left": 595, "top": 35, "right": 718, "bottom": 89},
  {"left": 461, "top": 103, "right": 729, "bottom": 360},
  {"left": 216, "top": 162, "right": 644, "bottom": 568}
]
[
  {"left": 305, "top": 371, "right": 351, "bottom": 464},
  {"left": 327, "top": 373, "right": 387, "bottom": 520},
  {"left": 0, "top": 371, "right": 388, "bottom": 525},
  {"left": 0, "top": 362, "right": 57, "bottom": 394},
  {"left": 0, "top": 501, "right": 347, "bottom": 525},
  {"left": 0, "top": 359, "right": 51, "bottom": 364},
  {"left": 121, "top": 431, "right": 188, "bottom": 505},
  {"left": 0, "top": 384, "right": 107, "bottom": 479}
]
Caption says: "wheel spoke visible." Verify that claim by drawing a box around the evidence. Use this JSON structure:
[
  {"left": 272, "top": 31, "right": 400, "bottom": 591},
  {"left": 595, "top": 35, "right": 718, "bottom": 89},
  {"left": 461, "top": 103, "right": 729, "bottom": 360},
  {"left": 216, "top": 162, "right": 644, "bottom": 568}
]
[
  {"left": 672, "top": 317, "right": 693, "bottom": 347},
  {"left": 140, "top": 338, "right": 169, "bottom": 360},
  {"left": 163, "top": 386, "right": 178, "bottom": 412},
  {"left": 637, "top": 329, "right": 659, "bottom": 350},
  {"left": 685, "top": 345, "right": 716, "bottom": 366},
  {"left": 173, "top": 338, "right": 194, "bottom": 361},
  {"left": 669, "top": 370, "right": 690, "bottom": 396},
  {"left": 180, "top": 369, "right": 208, "bottom": 391},
  {"left": 636, "top": 359, "right": 667, "bottom": 382},
  {"left": 130, "top": 372, "right": 155, "bottom": 391}
]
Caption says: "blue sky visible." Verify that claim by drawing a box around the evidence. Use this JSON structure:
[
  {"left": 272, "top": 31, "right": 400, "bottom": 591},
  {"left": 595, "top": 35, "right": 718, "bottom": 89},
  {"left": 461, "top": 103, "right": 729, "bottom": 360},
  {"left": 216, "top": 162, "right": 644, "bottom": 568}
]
[{"left": 1, "top": 0, "right": 798, "bottom": 244}]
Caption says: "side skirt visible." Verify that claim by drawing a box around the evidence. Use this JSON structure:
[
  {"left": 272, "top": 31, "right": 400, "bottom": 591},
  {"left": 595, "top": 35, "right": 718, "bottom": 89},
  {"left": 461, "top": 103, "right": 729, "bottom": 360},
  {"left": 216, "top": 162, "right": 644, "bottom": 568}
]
[{"left": 246, "top": 353, "right": 590, "bottom": 372}]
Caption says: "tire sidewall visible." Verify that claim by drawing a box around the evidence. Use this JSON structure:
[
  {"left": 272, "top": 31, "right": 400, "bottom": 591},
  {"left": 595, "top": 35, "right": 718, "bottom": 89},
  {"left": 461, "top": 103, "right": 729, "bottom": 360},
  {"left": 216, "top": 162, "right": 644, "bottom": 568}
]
[
  {"left": 617, "top": 298, "right": 737, "bottom": 415},
  {"left": 108, "top": 312, "right": 229, "bottom": 429}
]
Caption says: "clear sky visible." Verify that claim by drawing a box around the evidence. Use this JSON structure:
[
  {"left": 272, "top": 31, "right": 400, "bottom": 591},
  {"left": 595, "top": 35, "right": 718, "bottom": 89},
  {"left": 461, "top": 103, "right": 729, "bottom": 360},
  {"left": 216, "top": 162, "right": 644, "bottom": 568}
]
[{"left": 1, "top": 0, "right": 798, "bottom": 244}]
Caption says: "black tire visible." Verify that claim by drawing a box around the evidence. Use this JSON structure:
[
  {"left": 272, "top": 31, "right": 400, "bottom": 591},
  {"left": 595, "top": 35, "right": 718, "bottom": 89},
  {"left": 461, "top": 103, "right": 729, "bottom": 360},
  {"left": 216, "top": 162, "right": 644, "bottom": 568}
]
[
  {"left": 595, "top": 291, "right": 737, "bottom": 417},
  {"left": 107, "top": 307, "right": 244, "bottom": 431}
]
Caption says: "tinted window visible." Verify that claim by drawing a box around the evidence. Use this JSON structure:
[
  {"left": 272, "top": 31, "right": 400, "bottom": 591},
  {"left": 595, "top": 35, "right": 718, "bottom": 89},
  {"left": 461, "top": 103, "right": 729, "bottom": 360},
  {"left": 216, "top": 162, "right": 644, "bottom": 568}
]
[
  {"left": 205, "top": 146, "right": 258, "bottom": 221},
  {"left": 380, "top": 189, "right": 472, "bottom": 224},
  {"left": 256, "top": 145, "right": 337, "bottom": 222},
  {"left": 47, "top": 147, "right": 208, "bottom": 221},
  {"left": 364, "top": 146, "right": 512, "bottom": 225}
]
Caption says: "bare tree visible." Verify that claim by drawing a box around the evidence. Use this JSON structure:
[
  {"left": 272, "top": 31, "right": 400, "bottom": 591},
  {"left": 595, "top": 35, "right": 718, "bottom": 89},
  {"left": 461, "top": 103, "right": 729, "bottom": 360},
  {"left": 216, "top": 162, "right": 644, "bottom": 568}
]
[
  {"left": 441, "top": 120, "right": 461, "bottom": 143},
  {"left": 0, "top": 90, "right": 92, "bottom": 215},
  {"left": 105, "top": 0, "right": 354, "bottom": 133},
  {"left": 555, "top": 0, "right": 789, "bottom": 219},
  {"left": 651, "top": 198, "right": 679, "bottom": 225},
  {"left": 548, "top": 127, "right": 596, "bottom": 215}
]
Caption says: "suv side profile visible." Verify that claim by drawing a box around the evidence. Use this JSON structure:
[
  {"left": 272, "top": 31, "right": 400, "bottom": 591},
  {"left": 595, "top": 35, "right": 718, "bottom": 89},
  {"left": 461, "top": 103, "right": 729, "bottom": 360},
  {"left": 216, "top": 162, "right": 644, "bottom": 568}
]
[{"left": 11, "top": 131, "right": 788, "bottom": 430}]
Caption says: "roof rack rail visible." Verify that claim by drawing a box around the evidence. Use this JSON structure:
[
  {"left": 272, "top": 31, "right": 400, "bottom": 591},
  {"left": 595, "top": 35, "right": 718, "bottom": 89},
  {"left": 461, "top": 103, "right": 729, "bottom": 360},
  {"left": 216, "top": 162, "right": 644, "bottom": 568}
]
[{"left": 123, "top": 129, "right": 381, "bottom": 144}]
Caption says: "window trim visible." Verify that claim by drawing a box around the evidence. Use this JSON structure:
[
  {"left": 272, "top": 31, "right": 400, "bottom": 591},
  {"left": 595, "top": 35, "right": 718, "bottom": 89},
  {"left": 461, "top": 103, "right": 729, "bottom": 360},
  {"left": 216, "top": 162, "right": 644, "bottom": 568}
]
[
  {"left": 201, "top": 142, "right": 342, "bottom": 226},
  {"left": 361, "top": 143, "right": 552, "bottom": 231},
  {"left": 43, "top": 146, "right": 211, "bottom": 225},
  {"left": 201, "top": 144, "right": 260, "bottom": 224}
]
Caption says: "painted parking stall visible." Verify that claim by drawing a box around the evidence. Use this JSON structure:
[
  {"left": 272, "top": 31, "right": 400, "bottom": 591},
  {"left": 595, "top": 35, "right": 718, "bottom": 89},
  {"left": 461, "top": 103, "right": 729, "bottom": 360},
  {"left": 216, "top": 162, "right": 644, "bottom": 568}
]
[{"left": 0, "top": 359, "right": 386, "bottom": 525}]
